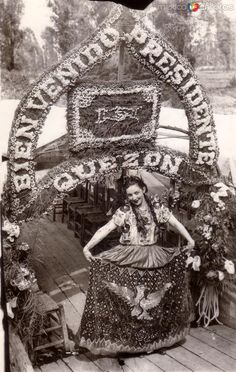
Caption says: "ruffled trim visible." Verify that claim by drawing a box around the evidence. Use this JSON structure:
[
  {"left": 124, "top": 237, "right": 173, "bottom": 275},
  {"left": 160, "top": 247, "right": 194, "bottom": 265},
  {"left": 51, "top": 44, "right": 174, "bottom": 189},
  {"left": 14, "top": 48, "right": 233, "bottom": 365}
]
[{"left": 79, "top": 327, "right": 189, "bottom": 356}]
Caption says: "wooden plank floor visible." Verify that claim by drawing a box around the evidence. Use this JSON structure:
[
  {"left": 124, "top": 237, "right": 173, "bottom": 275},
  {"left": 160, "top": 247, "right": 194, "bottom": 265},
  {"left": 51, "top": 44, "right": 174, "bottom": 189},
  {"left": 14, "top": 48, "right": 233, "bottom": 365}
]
[{"left": 20, "top": 215, "right": 236, "bottom": 372}]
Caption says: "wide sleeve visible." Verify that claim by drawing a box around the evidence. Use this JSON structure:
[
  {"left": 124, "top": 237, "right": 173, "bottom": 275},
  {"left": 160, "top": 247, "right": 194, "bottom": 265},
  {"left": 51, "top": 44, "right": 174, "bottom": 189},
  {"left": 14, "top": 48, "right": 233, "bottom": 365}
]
[
  {"left": 112, "top": 207, "right": 127, "bottom": 227},
  {"left": 155, "top": 204, "right": 172, "bottom": 224}
]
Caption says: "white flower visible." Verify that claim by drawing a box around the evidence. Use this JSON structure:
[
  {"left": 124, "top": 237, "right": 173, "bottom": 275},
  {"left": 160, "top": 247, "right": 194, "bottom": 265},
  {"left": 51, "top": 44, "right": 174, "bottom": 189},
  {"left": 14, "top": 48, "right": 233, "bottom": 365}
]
[
  {"left": 192, "top": 256, "right": 201, "bottom": 271},
  {"left": 214, "top": 182, "right": 229, "bottom": 197},
  {"left": 210, "top": 192, "right": 220, "bottom": 203},
  {"left": 186, "top": 255, "right": 201, "bottom": 271},
  {"left": 210, "top": 190, "right": 226, "bottom": 210},
  {"left": 2, "top": 219, "right": 20, "bottom": 242},
  {"left": 202, "top": 224, "right": 212, "bottom": 240},
  {"left": 11, "top": 268, "right": 36, "bottom": 291},
  {"left": 6, "top": 297, "right": 17, "bottom": 319},
  {"left": 206, "top": 270, "right": 217, "bottom": 279},
  {"left": 18, "top": 242, "right": 30, "bottom": 251},
  {"left": 191, "top": 200, "right": 201, "bottom": 209},
  {"left": 186, "top": 256, "right": 194, "bottom": 267},
  {"left": 224, "top": 260, "right": 235, "bottom": 274},
  {"left": 218, "top": 271, "right": 225, "bottom": 281},
  {"left": 210, "top": 183, "right": 229, "bottom": 209},
  {"left": 214, "top": 182, "right": 228, "bottom": 189},
  {"left": 13, "top": 278, "right": 32, "bottom": 291},
  {"left": 20, "top": 266, "right": 30, "bottom": 276}
]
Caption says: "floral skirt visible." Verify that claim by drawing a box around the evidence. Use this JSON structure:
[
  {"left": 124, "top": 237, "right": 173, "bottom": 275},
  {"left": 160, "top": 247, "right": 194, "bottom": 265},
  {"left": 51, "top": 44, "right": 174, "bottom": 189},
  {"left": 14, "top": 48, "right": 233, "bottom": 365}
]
[{"left": 76, "top": 252, "right": 193, "bottom": 356}]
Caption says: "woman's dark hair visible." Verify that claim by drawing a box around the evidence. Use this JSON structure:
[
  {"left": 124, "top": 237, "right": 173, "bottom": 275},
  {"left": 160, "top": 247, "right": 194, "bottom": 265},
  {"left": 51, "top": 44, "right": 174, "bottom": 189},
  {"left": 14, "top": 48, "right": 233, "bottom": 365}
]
[
  {"left": 123, "top": 176, "right": 147, "bottom": 194},
  {"left": 123, "top": 176, "right": 159, "bottom": 236}
]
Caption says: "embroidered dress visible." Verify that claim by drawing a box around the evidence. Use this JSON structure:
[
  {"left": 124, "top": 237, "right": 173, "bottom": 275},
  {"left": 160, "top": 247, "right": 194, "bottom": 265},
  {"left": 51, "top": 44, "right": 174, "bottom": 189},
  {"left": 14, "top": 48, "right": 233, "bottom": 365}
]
[
  {"left": 76, "top": 200, "right": 193, "bottom": 355},
  {"left": 95, "top": 203, "right": 181, "bottom": 268}
]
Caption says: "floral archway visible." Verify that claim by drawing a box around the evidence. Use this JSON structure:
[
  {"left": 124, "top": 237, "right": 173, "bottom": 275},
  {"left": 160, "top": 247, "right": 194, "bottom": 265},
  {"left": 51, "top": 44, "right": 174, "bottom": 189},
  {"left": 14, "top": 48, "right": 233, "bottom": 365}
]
[
  {"left": 2, "top": 5, "right": 235, "bottom": 360},
  {"left": 5, "top": 6, "right": 219, "bottom": 221}
]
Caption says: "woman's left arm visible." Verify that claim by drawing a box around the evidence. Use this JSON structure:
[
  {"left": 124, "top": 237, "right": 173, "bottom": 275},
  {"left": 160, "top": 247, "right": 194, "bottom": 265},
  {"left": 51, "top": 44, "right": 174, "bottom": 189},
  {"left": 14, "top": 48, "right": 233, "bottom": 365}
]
[{"left": 168, "top": 214, "right": 195, "bottom": 250}]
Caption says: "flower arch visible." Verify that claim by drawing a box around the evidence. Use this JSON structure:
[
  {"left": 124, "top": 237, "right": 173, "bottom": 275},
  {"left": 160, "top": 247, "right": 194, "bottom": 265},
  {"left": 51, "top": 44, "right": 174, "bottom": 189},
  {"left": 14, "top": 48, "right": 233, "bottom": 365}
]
[
  {"left": 3, "top": 6, "right": 235, "bottom": 344},
  {"left": 5, "top": 6, "right": 219, "bottom": 222}
]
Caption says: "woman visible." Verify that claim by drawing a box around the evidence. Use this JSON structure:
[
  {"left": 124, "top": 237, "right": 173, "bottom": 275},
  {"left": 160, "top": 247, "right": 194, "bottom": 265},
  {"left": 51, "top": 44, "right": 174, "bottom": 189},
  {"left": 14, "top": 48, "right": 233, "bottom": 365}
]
[{"left": 77, "top": 176, "right": 195, "bottom": 356}]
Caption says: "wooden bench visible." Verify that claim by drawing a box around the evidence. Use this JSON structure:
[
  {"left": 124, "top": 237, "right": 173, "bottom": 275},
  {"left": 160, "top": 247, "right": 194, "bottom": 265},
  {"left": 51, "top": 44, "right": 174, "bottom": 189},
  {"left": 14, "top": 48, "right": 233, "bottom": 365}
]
[
  {"left": 79, "top": 186, "right": 120, "bottom": 246},
  {"left": 52, "top": 197, "right": 64, "bottom": 222},
  {"left": 83, "top": 213, "right": 109, "bottom": 246},
  {"left": 67, "top": 182, "right": 98, "bottom": 230},
  {"left": 52, "top": 183, "right": 88, "bottom": 223},
  {"left": 83, "top": 213, "right": 120, "bottom": 247},
  {"left": 73, "top": 183, "right": 106, "bottom": 240}
]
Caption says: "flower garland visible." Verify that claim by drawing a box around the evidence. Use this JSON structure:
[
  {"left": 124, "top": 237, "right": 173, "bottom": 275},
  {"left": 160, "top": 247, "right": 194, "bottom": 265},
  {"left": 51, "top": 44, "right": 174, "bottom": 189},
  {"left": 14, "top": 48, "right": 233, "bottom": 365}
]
[
  {"left": 5, "top": 143, "right": 222, "bottom": 224},
  {"left": 5, "top": 6, "right": 123, "bottom": 221},
  {"left": 4, "top": 146, "right": 191, "bottom": 222},
  {"left": 179, "top": 182, "right": 236, "bottom": 326},
  {"left": 124, "top": 21, "right": 219, "bottom": 168},
  {"left": 2, "top": 218, "right": 46, "bottom": 355},
  {"left": 51, "top": 147, "right": 187, "bottom": 199}
]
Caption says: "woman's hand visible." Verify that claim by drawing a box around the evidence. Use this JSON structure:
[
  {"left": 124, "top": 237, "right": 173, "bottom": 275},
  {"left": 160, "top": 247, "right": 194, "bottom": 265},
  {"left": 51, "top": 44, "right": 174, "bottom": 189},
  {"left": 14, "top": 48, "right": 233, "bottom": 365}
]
[
  {"left": 83, "top": 247, "right": 94, "bottom": 262},
  {"left": 184, "top": 239, "right": 195, "bottom": 252}
]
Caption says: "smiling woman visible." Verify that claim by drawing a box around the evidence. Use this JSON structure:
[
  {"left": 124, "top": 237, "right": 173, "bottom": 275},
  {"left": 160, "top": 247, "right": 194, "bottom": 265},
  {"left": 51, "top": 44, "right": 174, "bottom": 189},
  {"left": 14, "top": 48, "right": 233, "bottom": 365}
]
[{"left": 78, "top": 176, "right": 195, "bottom": 355}]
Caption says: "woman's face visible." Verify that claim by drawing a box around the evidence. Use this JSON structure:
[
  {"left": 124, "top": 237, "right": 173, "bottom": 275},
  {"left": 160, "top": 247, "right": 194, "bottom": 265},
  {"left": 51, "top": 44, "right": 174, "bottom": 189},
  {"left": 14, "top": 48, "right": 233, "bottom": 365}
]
[{"left": 126, "top": 184, "right": 145, "bottom": 207}]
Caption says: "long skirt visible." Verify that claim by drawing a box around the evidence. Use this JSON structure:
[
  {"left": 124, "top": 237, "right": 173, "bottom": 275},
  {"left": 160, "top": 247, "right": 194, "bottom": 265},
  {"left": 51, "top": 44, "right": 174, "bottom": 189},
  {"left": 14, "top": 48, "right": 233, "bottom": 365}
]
[{"left": 76, "top": 251, "right": 193, "bottom": 356}]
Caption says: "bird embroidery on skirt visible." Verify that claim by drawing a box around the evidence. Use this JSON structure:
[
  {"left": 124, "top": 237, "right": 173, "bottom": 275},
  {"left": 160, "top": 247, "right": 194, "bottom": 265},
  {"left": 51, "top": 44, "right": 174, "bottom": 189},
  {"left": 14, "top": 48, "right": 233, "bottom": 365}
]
[{"left": 103, "top": 281, "right": 172, "bottom": 320}]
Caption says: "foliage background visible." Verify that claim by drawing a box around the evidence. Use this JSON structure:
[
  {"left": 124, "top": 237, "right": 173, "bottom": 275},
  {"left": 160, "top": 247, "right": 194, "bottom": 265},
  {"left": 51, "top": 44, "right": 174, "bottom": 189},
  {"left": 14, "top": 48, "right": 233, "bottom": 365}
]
[{"left": 1, "top": 0, "right": 236, "bottom": 113}]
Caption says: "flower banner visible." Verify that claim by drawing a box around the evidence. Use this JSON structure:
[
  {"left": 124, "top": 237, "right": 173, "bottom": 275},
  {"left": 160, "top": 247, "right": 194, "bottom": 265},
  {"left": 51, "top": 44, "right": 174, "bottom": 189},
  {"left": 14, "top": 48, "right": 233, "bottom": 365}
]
[{"left": 67, "top": 80, "right": 162, "bottom": 152}]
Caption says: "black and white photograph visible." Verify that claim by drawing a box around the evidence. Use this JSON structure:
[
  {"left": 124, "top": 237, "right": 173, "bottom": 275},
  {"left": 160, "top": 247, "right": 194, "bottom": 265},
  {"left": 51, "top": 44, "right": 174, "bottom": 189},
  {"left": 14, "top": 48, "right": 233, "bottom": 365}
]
[{"left": 1, "top": 0, "right": 236, "bottom": 371}]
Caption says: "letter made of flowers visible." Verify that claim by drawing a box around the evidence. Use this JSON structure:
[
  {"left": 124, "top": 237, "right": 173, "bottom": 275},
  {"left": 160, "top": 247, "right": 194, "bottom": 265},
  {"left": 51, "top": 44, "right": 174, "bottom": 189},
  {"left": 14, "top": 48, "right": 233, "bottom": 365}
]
[
  {"left": 125, "top": 22, "right": 219, "bottom": 170},
  {"left": 6, "top": 7, "right": 122, "bottom": 221}
]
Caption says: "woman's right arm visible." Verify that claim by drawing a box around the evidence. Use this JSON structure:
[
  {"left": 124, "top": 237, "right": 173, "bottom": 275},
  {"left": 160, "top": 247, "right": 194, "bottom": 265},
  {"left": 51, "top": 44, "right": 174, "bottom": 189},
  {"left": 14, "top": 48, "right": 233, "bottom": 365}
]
[{"left": 83, "top": 219, "right": 117, "bottom": 262}]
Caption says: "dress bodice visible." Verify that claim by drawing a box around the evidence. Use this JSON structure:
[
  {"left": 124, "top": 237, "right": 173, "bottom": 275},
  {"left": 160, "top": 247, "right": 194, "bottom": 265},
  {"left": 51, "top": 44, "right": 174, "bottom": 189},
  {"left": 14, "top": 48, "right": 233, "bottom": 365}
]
[{"left": 112, "top": 197, "right": 172, "bottom": 245}]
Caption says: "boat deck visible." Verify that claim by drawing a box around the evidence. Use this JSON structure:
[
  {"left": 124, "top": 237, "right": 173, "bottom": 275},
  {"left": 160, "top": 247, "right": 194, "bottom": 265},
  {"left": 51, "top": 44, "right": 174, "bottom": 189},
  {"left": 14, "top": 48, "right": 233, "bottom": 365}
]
[{"left": 21, "top": 215, "right": 236, "bottom": 372}]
